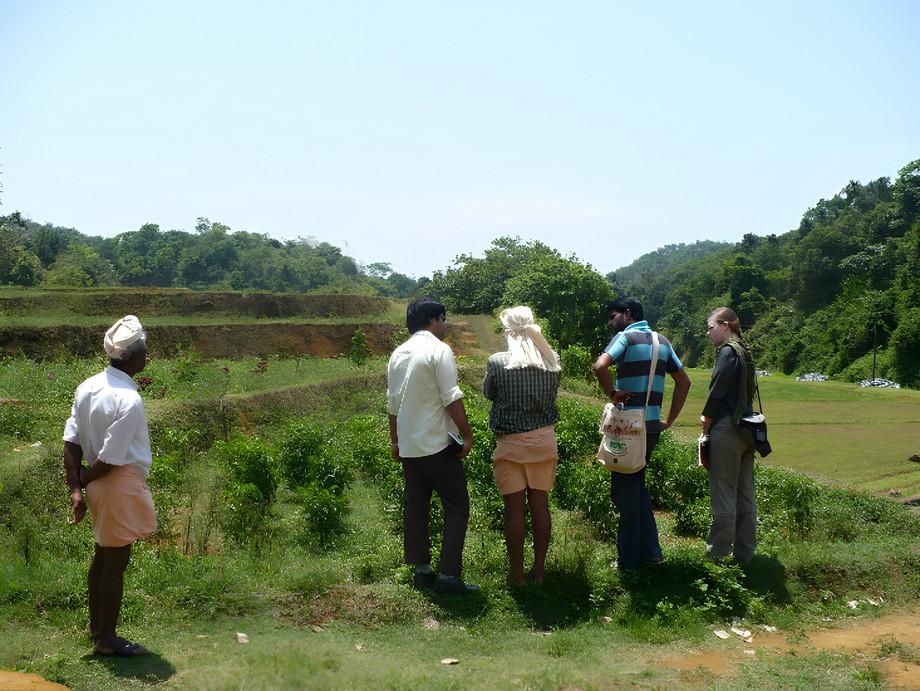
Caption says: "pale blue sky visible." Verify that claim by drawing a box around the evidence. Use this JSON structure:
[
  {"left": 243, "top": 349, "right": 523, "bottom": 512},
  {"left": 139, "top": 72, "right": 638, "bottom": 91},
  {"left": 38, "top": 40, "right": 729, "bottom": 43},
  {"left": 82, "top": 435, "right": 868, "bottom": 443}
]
[{"left": 2, "top": 1, "right": 918, "bottom": 278}]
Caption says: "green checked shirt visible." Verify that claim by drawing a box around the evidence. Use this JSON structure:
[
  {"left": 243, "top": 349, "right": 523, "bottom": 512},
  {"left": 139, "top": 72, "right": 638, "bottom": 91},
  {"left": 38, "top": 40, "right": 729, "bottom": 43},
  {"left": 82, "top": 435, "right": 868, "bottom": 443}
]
[{"left": 482, "top": 351, "right": 560, "bottom": 435}]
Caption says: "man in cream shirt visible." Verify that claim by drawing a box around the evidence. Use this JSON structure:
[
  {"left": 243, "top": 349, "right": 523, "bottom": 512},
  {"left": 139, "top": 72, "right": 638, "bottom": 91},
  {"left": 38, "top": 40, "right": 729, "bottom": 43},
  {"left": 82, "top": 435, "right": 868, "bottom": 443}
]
[
  {"left": 63, "top": 315, "right": 157, "bottom": 656},
  {"left": 387, "top": 297, "right": 478, "bottom": 594}
]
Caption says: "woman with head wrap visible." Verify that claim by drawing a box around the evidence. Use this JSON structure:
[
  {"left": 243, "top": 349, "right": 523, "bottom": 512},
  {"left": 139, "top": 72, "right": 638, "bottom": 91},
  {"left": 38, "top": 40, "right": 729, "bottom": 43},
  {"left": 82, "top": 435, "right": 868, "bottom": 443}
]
[
  {"left": 701, "top": 307, "right": 757, "bottom": 563},
  {"left": 483, "top": 306, "right": 561, "bottom": 586},
  {"left": 63, "top": 315, "right": 157, "bottom": 656}
]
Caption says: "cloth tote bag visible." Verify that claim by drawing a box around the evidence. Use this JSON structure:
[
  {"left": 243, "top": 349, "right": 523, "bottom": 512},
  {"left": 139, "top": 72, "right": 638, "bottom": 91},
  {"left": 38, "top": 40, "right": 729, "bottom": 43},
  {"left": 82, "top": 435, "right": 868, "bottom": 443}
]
[{"left": 596, "top": 332, "right": 659, "bottom": 474}]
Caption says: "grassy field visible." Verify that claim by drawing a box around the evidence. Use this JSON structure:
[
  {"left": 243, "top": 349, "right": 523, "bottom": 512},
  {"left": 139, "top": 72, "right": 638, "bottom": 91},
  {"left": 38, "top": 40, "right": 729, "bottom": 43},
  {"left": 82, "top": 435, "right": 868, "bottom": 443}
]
[
  {"left": 664, "top": 369, "right": 920, "bottom": 497},
  {"left": 1, "top": 297, "right": 919, "bottom": 689},
  {"left": 2, "top": 467, "right": 918, "bottom": 690}
]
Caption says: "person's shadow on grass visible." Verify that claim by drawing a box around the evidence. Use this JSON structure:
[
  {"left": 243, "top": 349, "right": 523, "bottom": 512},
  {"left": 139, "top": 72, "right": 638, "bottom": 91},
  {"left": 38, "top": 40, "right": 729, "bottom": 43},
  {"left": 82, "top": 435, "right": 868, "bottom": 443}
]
[
  {"left": 509, "top": 567, "right": 594, "bottom": 630},
  {"left": 84, "top": 651, "right": 176, "bottom": 685},
  {"left": 617, "top": 553, "right": 791, "bottom": 617},
  {"left": 427, "top": 589, "right": 489, "bottom": 619}
]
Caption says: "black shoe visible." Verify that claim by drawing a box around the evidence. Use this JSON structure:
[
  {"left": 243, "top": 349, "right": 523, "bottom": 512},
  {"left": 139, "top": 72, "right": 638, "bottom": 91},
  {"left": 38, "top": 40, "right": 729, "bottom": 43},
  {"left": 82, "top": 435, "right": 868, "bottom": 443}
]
[
  {"left": 434, "top": 575, "right": 480, "bottom": 594},
  {"left": 413, "top": 571, "right": 437, "bottom": 589}
]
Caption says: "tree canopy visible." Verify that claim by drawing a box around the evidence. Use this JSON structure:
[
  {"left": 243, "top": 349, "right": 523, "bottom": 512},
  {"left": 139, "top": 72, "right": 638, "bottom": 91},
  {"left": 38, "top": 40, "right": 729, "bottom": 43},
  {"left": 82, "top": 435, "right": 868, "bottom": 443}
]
[
  {"left": 614, "top": 158, "right": 920, "bottom": 387},
  {"left": 0, "top": 214, "right": 423, "bottom": 298}
]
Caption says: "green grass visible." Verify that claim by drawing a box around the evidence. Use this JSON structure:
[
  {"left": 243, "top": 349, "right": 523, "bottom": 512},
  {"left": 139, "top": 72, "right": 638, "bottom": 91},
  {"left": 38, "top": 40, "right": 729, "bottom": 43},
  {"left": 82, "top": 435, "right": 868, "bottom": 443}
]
[
  {"left": 665, "top": 369, "right": 920, "bottom": 496},
  {"left": 1, "top": 471, "right": 916, "bottom": 689},
  {"left": 2, "top": 339, "right": 919, "bottom": 688}
]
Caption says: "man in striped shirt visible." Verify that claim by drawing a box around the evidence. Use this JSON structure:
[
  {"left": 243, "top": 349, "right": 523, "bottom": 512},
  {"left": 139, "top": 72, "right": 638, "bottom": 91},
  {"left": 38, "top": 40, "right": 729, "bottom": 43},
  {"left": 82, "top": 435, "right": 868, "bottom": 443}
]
[{"left": 593, "top": 296, "right": 691, "bottom": 569}]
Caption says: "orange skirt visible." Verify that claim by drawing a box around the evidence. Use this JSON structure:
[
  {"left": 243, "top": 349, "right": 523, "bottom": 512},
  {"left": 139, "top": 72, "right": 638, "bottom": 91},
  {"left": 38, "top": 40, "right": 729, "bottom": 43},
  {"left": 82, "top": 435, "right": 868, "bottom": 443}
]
[
  {"left": 85, "top": 464, "right": 157, "bottom": 547},
  {"left": 493, "top": 426, "right": 558, "bottom": 495},
  {"left": 493, "top": 457, "right": 557, "bottom": 495}
]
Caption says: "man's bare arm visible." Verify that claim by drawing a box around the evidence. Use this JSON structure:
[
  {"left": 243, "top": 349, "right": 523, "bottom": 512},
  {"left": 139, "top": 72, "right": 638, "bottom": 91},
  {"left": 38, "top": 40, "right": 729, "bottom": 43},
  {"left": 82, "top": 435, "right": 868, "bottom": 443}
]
[
  {"left": 63, "top": 441, "right": 86, "bottom": 525},
  {"left": 388, "top": 414, "right": 400, "bottom": 460},
  {"left": 661, "top": 368, "right": 691, "bottom": 430},
  {"left": 593, "top": 353, "right": 631, "bottom": 404}
]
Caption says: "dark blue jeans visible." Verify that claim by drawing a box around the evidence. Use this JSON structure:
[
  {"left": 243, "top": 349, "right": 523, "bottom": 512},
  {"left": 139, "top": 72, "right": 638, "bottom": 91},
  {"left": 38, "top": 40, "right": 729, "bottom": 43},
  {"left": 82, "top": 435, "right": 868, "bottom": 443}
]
[{"left": 610, "top": 433, "right": 661, "bottom": 569}]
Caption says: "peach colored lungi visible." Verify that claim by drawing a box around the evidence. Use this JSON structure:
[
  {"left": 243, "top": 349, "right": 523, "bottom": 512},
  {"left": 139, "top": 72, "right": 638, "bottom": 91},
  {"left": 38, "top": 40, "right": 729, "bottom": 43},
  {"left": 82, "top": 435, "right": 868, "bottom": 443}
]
[
  {"left": 85, "top": 464, "right": 157, "bottom": 547},
  {"left": 492, "top": 425, "right": 558, "bottom": 495}
]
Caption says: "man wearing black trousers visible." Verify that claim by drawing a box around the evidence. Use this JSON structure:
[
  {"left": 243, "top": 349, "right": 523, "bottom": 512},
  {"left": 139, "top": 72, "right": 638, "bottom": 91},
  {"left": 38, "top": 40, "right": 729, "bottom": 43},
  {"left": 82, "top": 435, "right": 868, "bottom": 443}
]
[{"left": 387, "top": 297, "right": 479, "bottom": 594}]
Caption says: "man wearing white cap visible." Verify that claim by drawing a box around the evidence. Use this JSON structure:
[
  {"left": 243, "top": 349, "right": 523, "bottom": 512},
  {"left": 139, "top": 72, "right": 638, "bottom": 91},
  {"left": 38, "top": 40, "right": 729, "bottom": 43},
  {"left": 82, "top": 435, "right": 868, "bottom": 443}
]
[{"left": 63, "top": 315, "right": 157, "bottom": 656}]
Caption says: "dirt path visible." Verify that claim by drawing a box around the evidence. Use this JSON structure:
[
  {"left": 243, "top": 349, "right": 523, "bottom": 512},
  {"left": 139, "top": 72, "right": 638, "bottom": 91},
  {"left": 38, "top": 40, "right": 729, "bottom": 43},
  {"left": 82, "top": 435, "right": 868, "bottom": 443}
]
[
  {"left": 0, "top": 671, "right": 69, "bottom": 690},
  {"left": 663, "top": 609, "right": 920, "bottom": 687}
]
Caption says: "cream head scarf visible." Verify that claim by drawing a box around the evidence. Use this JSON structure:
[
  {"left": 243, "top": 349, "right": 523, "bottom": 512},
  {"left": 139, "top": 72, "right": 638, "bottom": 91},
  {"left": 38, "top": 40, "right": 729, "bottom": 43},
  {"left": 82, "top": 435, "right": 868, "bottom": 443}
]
[
  {"left": 104, "top": 315, "right": 146, "bottom": 359},
  {"left": 500, "top": 306, "right": 560, "bottom": 371}
]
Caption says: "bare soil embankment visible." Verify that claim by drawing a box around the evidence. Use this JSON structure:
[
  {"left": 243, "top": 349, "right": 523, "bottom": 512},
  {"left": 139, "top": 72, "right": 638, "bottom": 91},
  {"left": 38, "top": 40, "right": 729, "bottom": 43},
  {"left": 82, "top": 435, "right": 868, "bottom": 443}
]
[
  {"left": 0, "top": 323, "right": 398, "bottom": 359},
  {"left": 0, "top": 289, "right": 390, "bottom": 319},
  {"left": 0, "top": 322, "right": 478, "bottom": 359}
]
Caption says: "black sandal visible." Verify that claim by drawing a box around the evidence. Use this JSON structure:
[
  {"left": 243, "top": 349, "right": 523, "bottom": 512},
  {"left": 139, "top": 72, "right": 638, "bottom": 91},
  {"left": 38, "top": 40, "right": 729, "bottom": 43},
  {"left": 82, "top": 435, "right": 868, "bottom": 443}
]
[{"left": 93, "top": 637, "right": 149, "bottom": 656}]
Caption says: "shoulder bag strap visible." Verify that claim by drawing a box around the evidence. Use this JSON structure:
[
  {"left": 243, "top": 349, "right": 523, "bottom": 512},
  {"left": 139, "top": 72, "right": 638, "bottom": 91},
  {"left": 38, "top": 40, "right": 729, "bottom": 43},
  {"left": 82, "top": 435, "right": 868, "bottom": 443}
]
[{"left": 644, "top": 332, "right": 660, "bottom": 409}]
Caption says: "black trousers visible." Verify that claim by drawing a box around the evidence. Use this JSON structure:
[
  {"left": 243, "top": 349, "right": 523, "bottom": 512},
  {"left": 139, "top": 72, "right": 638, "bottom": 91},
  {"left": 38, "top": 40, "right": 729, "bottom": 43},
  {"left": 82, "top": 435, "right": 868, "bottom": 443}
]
[{"left": 402, "top": 445, "right": 470, "bottom": 578}]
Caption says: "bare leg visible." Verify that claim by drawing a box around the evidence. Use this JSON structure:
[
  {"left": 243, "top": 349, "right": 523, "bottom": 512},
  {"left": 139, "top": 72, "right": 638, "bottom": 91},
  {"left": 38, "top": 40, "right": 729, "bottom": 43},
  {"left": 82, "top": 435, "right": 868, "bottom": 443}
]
[
  {"left": 88, "top": 544, "right": 105, "bottom": 640},
  {"left": 527, "top": 489, "right": 551, "bottom": 582},
  {"left": 502, "top": 490, "right": 526, "bottom": 586},
  {"left": 94, "top": 544, "right": 132, "bottom": 648}
]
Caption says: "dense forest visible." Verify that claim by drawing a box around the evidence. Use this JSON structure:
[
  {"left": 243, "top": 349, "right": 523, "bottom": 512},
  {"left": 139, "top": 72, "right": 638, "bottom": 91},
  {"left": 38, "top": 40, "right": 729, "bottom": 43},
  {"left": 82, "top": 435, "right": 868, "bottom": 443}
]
[
  {"left": 0, "top": 215, "right": 424, "bottom": 297},
  {"left": 427, "top": 159, "right": 920, "bottom": 388},
  {"left": 2, "top": 159, "right": 918, "bottom": 387}
]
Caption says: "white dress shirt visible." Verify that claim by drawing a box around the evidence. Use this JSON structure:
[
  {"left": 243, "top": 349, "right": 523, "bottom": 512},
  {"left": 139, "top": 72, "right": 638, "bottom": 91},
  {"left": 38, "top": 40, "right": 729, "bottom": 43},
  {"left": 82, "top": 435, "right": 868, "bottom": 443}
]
[
  {"left": 387, "top": 330, "right": 464, "bottom": 458},
  {"left": 63, "top": 367, "right": 153, "bottom": 479}
]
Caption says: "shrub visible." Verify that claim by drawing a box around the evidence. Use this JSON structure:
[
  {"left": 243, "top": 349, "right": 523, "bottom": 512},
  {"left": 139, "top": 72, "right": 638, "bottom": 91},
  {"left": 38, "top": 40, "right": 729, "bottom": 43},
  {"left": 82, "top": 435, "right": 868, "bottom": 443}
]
[
  {"left": 219, "top": 481, "right": 269, "bottom": 545},
  {"left": 555, "top": 397, "right": 601, "bottom": 462},
  {"left": 756, "top": 465, "right": 818, "bottom": 539},
  {"left": 812, "top": 487, "right": 919, "bottom": 541},
  {"left": 692, "top": 559, "right": 756, "bottom": 619},
  {"left": 338, "top": 414, "right": 392, "bottom": 483},
  {"left": 278, "top": 420, "right": 353, "bottom": 495},
  {"left": 560, "top": 344, "right": 594, "bottom": 381},
  {"left": 216, "top": 435, "right": 278, "bottom": 504},
  {"left": 350, "top": 328, "right": 372, "bottom": 365},
  {"left": 674, "top": 496, "right": 711, "bottom": 538},
  {"left": 890, "top": 307, "right": 920, "bottom": 387},
  {"left": 214, "top": 436, "right": 278, "bottom": 545},
  {"left": 295, "top": 484, "right": 349, "bottom": 549},
  {"left": 646, "top": 432, "right": 707, "bottom": 511}
]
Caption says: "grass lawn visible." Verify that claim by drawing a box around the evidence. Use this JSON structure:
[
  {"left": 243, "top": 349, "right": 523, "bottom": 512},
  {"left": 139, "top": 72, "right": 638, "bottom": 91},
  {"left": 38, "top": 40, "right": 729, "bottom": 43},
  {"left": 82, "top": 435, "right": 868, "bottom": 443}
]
[
  {"left": 2, "top": 481, "right": 917, "bottom": 690},
  {"left": 667, "top": 369, "right": 920, "bottom": 496}
]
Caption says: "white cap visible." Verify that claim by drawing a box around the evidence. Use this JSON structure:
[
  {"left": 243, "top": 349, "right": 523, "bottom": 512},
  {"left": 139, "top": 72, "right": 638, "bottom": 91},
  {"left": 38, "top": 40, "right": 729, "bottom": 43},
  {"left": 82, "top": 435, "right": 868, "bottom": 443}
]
[{"left": 104, "top": 315, "right": 146, "bottom": 358}]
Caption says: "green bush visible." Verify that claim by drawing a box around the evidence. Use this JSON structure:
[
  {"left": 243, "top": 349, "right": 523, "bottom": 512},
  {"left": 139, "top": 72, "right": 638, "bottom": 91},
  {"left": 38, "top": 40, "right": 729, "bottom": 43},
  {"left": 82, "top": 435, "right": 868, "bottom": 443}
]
[
  {"left": 674, "top": 496, "right": 711, "bottom": 538},
  {"left": 756, "top": 465, "right": 818, "bottom": 539},
  {"left": 219, "top": 481, "right": 268, "bottom": 545},
  {"left": 555, "top": 397, "right": 600, "bottom": 463},
  {"left": 295, "top": 484, "right": 349, "bottom": 549},
  {"left": 646, "top": 432, "right": 707, "bottom": 511},
  {"left": 560, "top": 344, "right": 594, "bottom": 381},
  {"left": 216, "top": 435, "right": 277, "bottom": 503},
  {"left": 890, "top": 306, "right": 920, "bottom": 387},
  {"left": 278, "top": 419, "right": 353, "bottom": 495},
  {"left": 692, "top": 558, "right": 756, "bottom": 619},
  {"left": 213, "top": 436, "right": 278, "bottom": 545},
  {"left": 812, "top": 487, "right": 919, "bottom": 541},
  {"left": 350, "top": 327, "right": 372, "bottom": 365}
]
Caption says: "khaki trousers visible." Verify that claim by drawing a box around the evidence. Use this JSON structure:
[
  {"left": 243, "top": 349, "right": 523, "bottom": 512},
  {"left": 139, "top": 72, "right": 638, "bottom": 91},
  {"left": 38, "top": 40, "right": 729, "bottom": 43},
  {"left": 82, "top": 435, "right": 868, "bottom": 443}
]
[{"left": 706, "top": 416, "right": 756, "bottom": 562}]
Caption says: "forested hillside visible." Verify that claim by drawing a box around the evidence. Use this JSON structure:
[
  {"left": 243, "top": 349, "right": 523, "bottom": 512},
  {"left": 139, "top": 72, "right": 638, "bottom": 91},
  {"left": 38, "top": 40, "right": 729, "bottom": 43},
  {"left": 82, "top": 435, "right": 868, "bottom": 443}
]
[
  {"left": 428, "top": 160, "right": 920, "bottom": 388},
  {"left": 3, "top": 160, "right": 918, "bottom": 387},
  {"left": 0, "top": 216, "right": 423, "bottom": 297},
  {"left": 612, "top": 159, "right": 920, "bottom": 387}
]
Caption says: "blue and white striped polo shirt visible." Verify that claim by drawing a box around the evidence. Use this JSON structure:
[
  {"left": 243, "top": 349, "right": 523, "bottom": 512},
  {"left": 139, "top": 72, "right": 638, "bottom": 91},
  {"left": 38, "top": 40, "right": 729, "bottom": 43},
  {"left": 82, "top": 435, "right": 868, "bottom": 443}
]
[{"left": 604, "top": 320, "right": 683, "bottom": 425}]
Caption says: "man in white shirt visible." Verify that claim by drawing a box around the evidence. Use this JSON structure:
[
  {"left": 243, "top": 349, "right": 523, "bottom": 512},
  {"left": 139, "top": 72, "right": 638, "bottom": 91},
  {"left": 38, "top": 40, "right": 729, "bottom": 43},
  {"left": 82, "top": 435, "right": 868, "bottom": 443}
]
[
  {"left": 63, "top": 315, "right": 157, "bottom": 656},
  {"left": 387, "top": 297, "right": 479, "bottom": 594}
]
